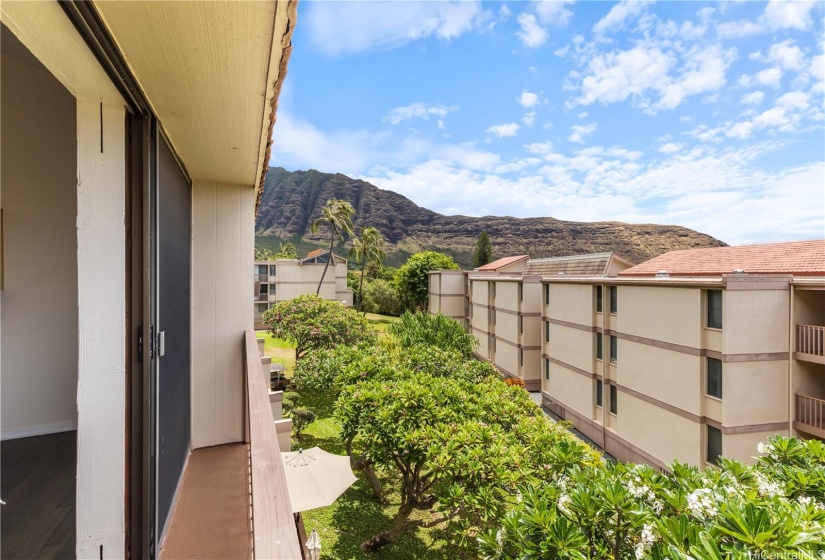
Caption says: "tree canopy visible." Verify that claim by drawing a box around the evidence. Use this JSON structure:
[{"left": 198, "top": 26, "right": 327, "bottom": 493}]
[
  {"left": 394, "top": 250, "right": 459, "bottom": 311},
  {"left": 472, "top": 231, "right": 493, "bottom": 268},
  {"left": 262, "top": 293, "right": 374, "bottom": 359},
  {"left": 311, "top": 199, "right": 355, "bottom": 294}
]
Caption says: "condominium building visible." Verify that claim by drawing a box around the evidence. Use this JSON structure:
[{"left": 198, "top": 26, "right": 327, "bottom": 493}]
[
  {"left": 254, "top": 249, "right": 354, "bottom": 329},
  {"left": 429, "top": 241, "right": 825, "bottom": 469}
]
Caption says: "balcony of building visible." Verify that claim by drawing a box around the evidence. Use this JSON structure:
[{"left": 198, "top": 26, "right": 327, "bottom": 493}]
[
  {"left": 795, "top": 324, "right": 825, "bottom": 364},
  {"left": 795, "top": 394, "right": 825, "bottom": 439}
]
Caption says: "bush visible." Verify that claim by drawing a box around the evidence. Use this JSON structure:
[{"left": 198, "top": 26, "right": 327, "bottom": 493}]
[
  {"left": 361, "top": 278, "right": 402, "bottom": 316},
  {"left": 292, "top": 408, "right": 316, "bottom": 438},
  {"left": 388, "top": 312, "right": 478, "bottom": 358},
  {"left": 282, "top": 391, "right": 299, "bottom": 415},
  {"left": 503, "top": 378, "right": 526, "bottom": 389},
  {"left": 262, "top": 294, "right": 375, "bottom": 359}
]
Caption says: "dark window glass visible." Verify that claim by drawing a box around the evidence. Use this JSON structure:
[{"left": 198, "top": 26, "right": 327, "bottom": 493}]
[
  {"left": 610, "top": 286, "right": 618, "bottom": 314},
  {"left": 707, "top": 425, "right": 722, "bottom": 465},
  {"left": 520, "top": 348, "right": 524, "bottom": 366},
  {"left": 596, "top": 333, "right": 603, "bottom": 360},
  {"left": 520, "top": 315, "right": 523, "bottom": 334},
  {"left": 545, "top": 358, "right": 550, "bottom": 380},
  {"left": 610, "top": 335, "right": 618, "bottom": 363},
  {"left": 707, "top": 290, "right": 723, "bottom": 329},
  {"left": 595, "top": 286, "right": 603, "bottom": 312},
  {"left": 269, "top": 265, "right": 277, "bottom": 276},
  {"left": 519, "top": 283, "right": 523, "bottom": 302},
  {"left": 596, "top": 379, "right": 603, "bottom": 407},
  {"left": 260, "top": 284, "right": 268, "bottom": 294},
  {"left": 544, "top": 284, "right": 550, "bottom": 305},
  {"left": 610, "top": 384, "right": 617, "bottom": 415},
  {"left": 707, "top": 358, "right": 723, "bottom": 398},
  {"left": 545, "top": 321, "right": 550, "bottom": 343}
]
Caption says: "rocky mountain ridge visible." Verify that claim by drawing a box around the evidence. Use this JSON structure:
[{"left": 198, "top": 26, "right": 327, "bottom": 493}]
[{"left": 255, "top": 167, "right": 726, "bottom": 268}]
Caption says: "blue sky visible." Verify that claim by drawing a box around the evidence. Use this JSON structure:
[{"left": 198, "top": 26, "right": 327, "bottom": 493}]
[{"left": 270, "top": 0, "right": 824, "bottom": 245}]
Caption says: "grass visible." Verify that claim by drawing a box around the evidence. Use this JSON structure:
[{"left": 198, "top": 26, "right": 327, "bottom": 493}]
[
  {"left": 256, "top": 331, "right": 296, "bottom": 378},
  {"left": 363, "top": 312, "right": 400, "bottom": 334}
]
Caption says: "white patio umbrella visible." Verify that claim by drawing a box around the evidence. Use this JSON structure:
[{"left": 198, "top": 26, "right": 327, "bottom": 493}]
[{"left": 281, "top": 447, "right": 357, "bottom": 512}]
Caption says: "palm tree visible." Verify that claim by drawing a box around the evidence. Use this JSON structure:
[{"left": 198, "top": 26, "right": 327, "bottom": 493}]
[
  {"left": 311, "top": 199, "right": 355, "bottom": 295},
  {"left": 350, "top": 227, "right": 386, "bottom": 312}
]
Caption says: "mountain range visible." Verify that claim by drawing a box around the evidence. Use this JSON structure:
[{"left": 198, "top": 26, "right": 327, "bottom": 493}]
[{"left": 255, "top": 167, "right": 726, "bottom": 268}]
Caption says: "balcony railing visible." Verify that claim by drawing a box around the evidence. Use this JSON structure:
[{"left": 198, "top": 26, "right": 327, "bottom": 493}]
[
  {"left": 255, "top": 273, "right": 268, "bottom": 282},
  {"left": 256, "top": 292, "right": 269, "bottom": 302},
  {"left": 795, "top": 394, "right": 825, "bottom": 439},
  {"left": 244, "top": 330, "right": 302, "bottom": 558},
  {"left": 796, "top": 324, "right": 825, "bottom": 364}
]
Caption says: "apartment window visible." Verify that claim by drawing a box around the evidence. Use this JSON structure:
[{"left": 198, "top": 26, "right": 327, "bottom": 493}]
[
  {"left": 595, "top": 286, "right": 603, "bottom": 313},
  {"left": 260, "top": 284, "right": 269, "bottom": 294},
  {"left": 707, "top": 358, "right": 723, "bottom": 399},
  {"left": 707, "top": 290, "right": 723, "bottom": 329},
  {"left": 596, "top": 379, "right": 603, "bottom": 407},
  {"left": 544, "top": 284, "right": 550, "bottom": 305},
  {"left": 519, "top": 348, "right": 524, "bottom": 367},
  {"left": 520, "top": 315, "right": 524, "bottom": 334},
  {"left": 519, "top": 283, "right": 523, "bottom": 302},
  {"left": 491, "top": 282, "right": 496, "bottom": 299},
  {"left": 492, "top": 309, "right": 497, "bottom": 325},
  {"left": 707, "top": 425, "right": 722, "bottom": 465},
  {"left": 492, "top": 336, "right": 496, "bottom": 353},
  {"left": 609, "top": 384, "right": 617, "bottom": 415},
  {"left": 609, "top": 286, "right": 618, "bottom": 314},
  {"left": 269, "top": 265, "right": 277, "bottom": 276},
  {"left": 545, "top": 357, "right": 550, "bottom": 380},
  {"left": 610, "top": 335, "right": 618, "bottom": 363},
  {"left": 256, "top": 264, "right": 267, "bottom": 275},
  {"left": 596, "top": 333, "right": 603, "bottom": 360},
  {"left": 254, "top": 303, "right": 267, "bottom": 314},
  {"left": 545, "top": 321, "right": 550, "bottom": 343}
]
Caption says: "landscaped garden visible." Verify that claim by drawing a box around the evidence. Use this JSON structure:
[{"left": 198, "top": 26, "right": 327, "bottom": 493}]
[{"left": 263, "top": 294, "right": 825, "bottom": 559}]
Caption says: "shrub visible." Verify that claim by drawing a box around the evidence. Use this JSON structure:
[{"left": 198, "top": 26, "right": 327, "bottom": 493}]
[
  {"left": 282, "top": 391, "right": 299, "bottom": 415},
  {"left": 291, "top": 408, "right": 316, "bottom": 438},
  {"left": 394, "top": 251, "right": 458, "bottom": 311},
  {"left": 262, "top": 294, "right": 375, "bottom": 359},
  {"left": 361, "top": 278, "right": 403, "bottom": 316},
  {"left": 388, "top": 312, "right": 478, "bottom": 358},
  {"left": 503, "top": 378, "right": 526, "bottom": 389}
]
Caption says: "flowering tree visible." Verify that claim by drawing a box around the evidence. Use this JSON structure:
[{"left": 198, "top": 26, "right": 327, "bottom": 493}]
[
  {"left": 262, "top": 294, "right": 375, "bottom": 360},
  {"left": 479, "top": 436, "right": 825, "bottom": 559}
]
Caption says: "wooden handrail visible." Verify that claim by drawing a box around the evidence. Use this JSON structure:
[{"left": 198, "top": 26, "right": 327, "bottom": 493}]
[
  {"left": 796, "top": 324, "right": 825, "bottom": 357},
  {"left": 795, "top": 394, "right": 825, "bottom": 431},
  {"left": 244, "top": 330, "right": 302, "bottom": 559}
]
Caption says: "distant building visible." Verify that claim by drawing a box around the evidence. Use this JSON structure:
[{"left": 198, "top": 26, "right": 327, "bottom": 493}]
[
  {"left": 254, "top": 249, "right": 353, "bottom": 329},
  {"left": 429, "top": 240, "right": 825, "bottom": 469}
]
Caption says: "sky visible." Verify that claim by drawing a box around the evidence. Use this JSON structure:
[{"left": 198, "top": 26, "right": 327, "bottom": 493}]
[{"left": 269, "top": 0, "right": 825, "bottom": 245}]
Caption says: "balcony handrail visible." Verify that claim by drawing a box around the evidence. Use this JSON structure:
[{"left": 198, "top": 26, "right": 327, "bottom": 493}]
[
  {"left": 795, "top": 393, "right": 825, "bottom": 432},
  {"left": 244, "top": 330, "right": 302, "bottom": 559},
  {"left": 796, "top": 324, "right": 824, "bottom": 357}
]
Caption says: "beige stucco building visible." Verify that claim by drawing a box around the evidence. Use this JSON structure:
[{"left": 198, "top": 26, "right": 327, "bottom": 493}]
[
  {"left": 430, "top": 241, "right": 825, "bottom": 469},
  {"left": 254, "top": 249, "right": 353, "bottom": 329}
]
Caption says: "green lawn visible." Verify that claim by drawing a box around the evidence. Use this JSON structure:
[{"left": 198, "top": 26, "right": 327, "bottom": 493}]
[
  {"left": 257, "top": 331, "right": 296, "bottom": 378},
  {"left": 363, "top": 312, "right": 400, "bottom": 334}
]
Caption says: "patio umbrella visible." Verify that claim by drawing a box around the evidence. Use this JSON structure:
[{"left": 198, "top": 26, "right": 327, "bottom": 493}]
[{"left": 281, "top": 447, "right": 357, "bottom": 512}]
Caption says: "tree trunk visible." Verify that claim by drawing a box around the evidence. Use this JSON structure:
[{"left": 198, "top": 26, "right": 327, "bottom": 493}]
[
  {"left": 316, "top": 231, "right": 335, "bottom": 295},
  {"left": 345, "top": 437, "right": 385, "bottom": 503},
  {"left": 356, "top": 256, "right": 366, "bottom": 312},
  {"left": 360, "top": 502, "right": 416, "bottom": 552}
]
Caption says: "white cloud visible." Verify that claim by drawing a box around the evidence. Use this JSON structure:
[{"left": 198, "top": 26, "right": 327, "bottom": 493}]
[
  {"left": 305, "top": 1, "right": 490, "bottom": 56},
  {"left": 516, "top": 13, "right": 548, "bottom": 48},
  {"left": 574, "top": 44, "right": 674, "bottom": 106},
  {"left": 739, "top": 67, "right": 783, "bottom": 89},
  {"left": 764, "top": 40, "right": 806, "bottom": 71},
  {"left": 487, "top": 123, "right": 521, "bottom": 137},
  {"left": 534, "top": 0, "right": 575, "bottom": 27},
  {"left": 658, "top": 142, "right": 683, "bottom": 154},
  {"left": 568, "top": 123, "right": 597, "bottom": 143},
  {"left": 655, "top": 45, "right": 736, "bottom": 111},
  {"left": 593, "top": 0, "right": 650, "bottom": 37},
  {"left": 383, "top": 103, "right": 457, "bottom": 125},
  {"left": 518, "top": 91, "right": 540, "bottom": 107},
  {"left": 526, "top": 141, "right": 554, "bottom": 155},
  {"left": 717, "top": 0, "right": 815, "bottom": 37},
  {"left": 741, "top": 91, "right": 765, "bottom": 105},
  {"left": 499, "top": 4, "right": 511, "bottom": 20},
  {"left": 522, "top": 112, "right": 537, "bottom": 126}
]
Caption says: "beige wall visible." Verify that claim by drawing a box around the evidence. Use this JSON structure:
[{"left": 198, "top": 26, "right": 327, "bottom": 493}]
[
  {"left": 723, "top": 360, "right": 789, "bottom": 427},
  {"left": 618, "top": 286, "right": 702, "bottom": 348},
  {"left": 192, "top": 181, "right": 254, "bottom": 448},
  {"left": 547, "top": 283, "right": 595, "bottom": 326},
  {"left": 1, "top": 46, "right": 79, "bottom": 439},
  {"left": 724, "top": 282, "right": 790, "bottom": 354}
]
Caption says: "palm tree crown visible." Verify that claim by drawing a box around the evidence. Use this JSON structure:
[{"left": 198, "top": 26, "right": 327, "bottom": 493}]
[
  {"left": 310, "top": 199, "right": 355, "bottom": 295},
  {"left": 350, "top": 227, "right": 386, "bottom": 311}
]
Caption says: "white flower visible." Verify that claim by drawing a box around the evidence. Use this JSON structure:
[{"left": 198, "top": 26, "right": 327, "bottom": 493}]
[
  {"left": 757, "top": 442, "right": 769, "bottom": 454},
  {"left": 687, "top": 488, "right": 718, "bottom": 520},
  {"left": 557, "top": 494, "right": 572, "bottom": 516},
  {"left": 496, "top": 528, "right": 505, "bottom": 547},
  {"left": 634, "top": 524, "right": 656, "bottom": 559},
  {"left": 754, "top": 472, "right": 783, "bottom": 497}
]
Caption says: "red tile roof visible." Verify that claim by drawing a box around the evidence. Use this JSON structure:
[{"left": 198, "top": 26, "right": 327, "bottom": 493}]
[
  {"left": 620, "top": 240, "right": 825, "bottom": 277},
  {"left": 477, "top": 255, "right": 529, "bottom": 271},
  {"left": 305, "top": 249, "right": 327, "bottom": 258}
]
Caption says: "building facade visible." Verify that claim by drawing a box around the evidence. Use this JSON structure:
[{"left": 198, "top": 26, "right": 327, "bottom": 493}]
[
  {"left": 429, "top": 241, "right": 825, "bottom": 469},
  {"left": 1, "top": 2, "right": 302, "bottom": 557},
  {"left": 254, "top": 249, "right": 354, "bottom": 329}
]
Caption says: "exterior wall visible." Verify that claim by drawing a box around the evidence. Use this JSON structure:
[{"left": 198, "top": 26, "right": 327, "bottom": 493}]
[
  {"left": 76, "top": 99, "right": 127, "bottom": 559},
  {"left": 1, "top": 44, "right": 78, "bottom": 439},
  {"left": 192, "top": 181, "right": 254, "bottom": 448}
]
